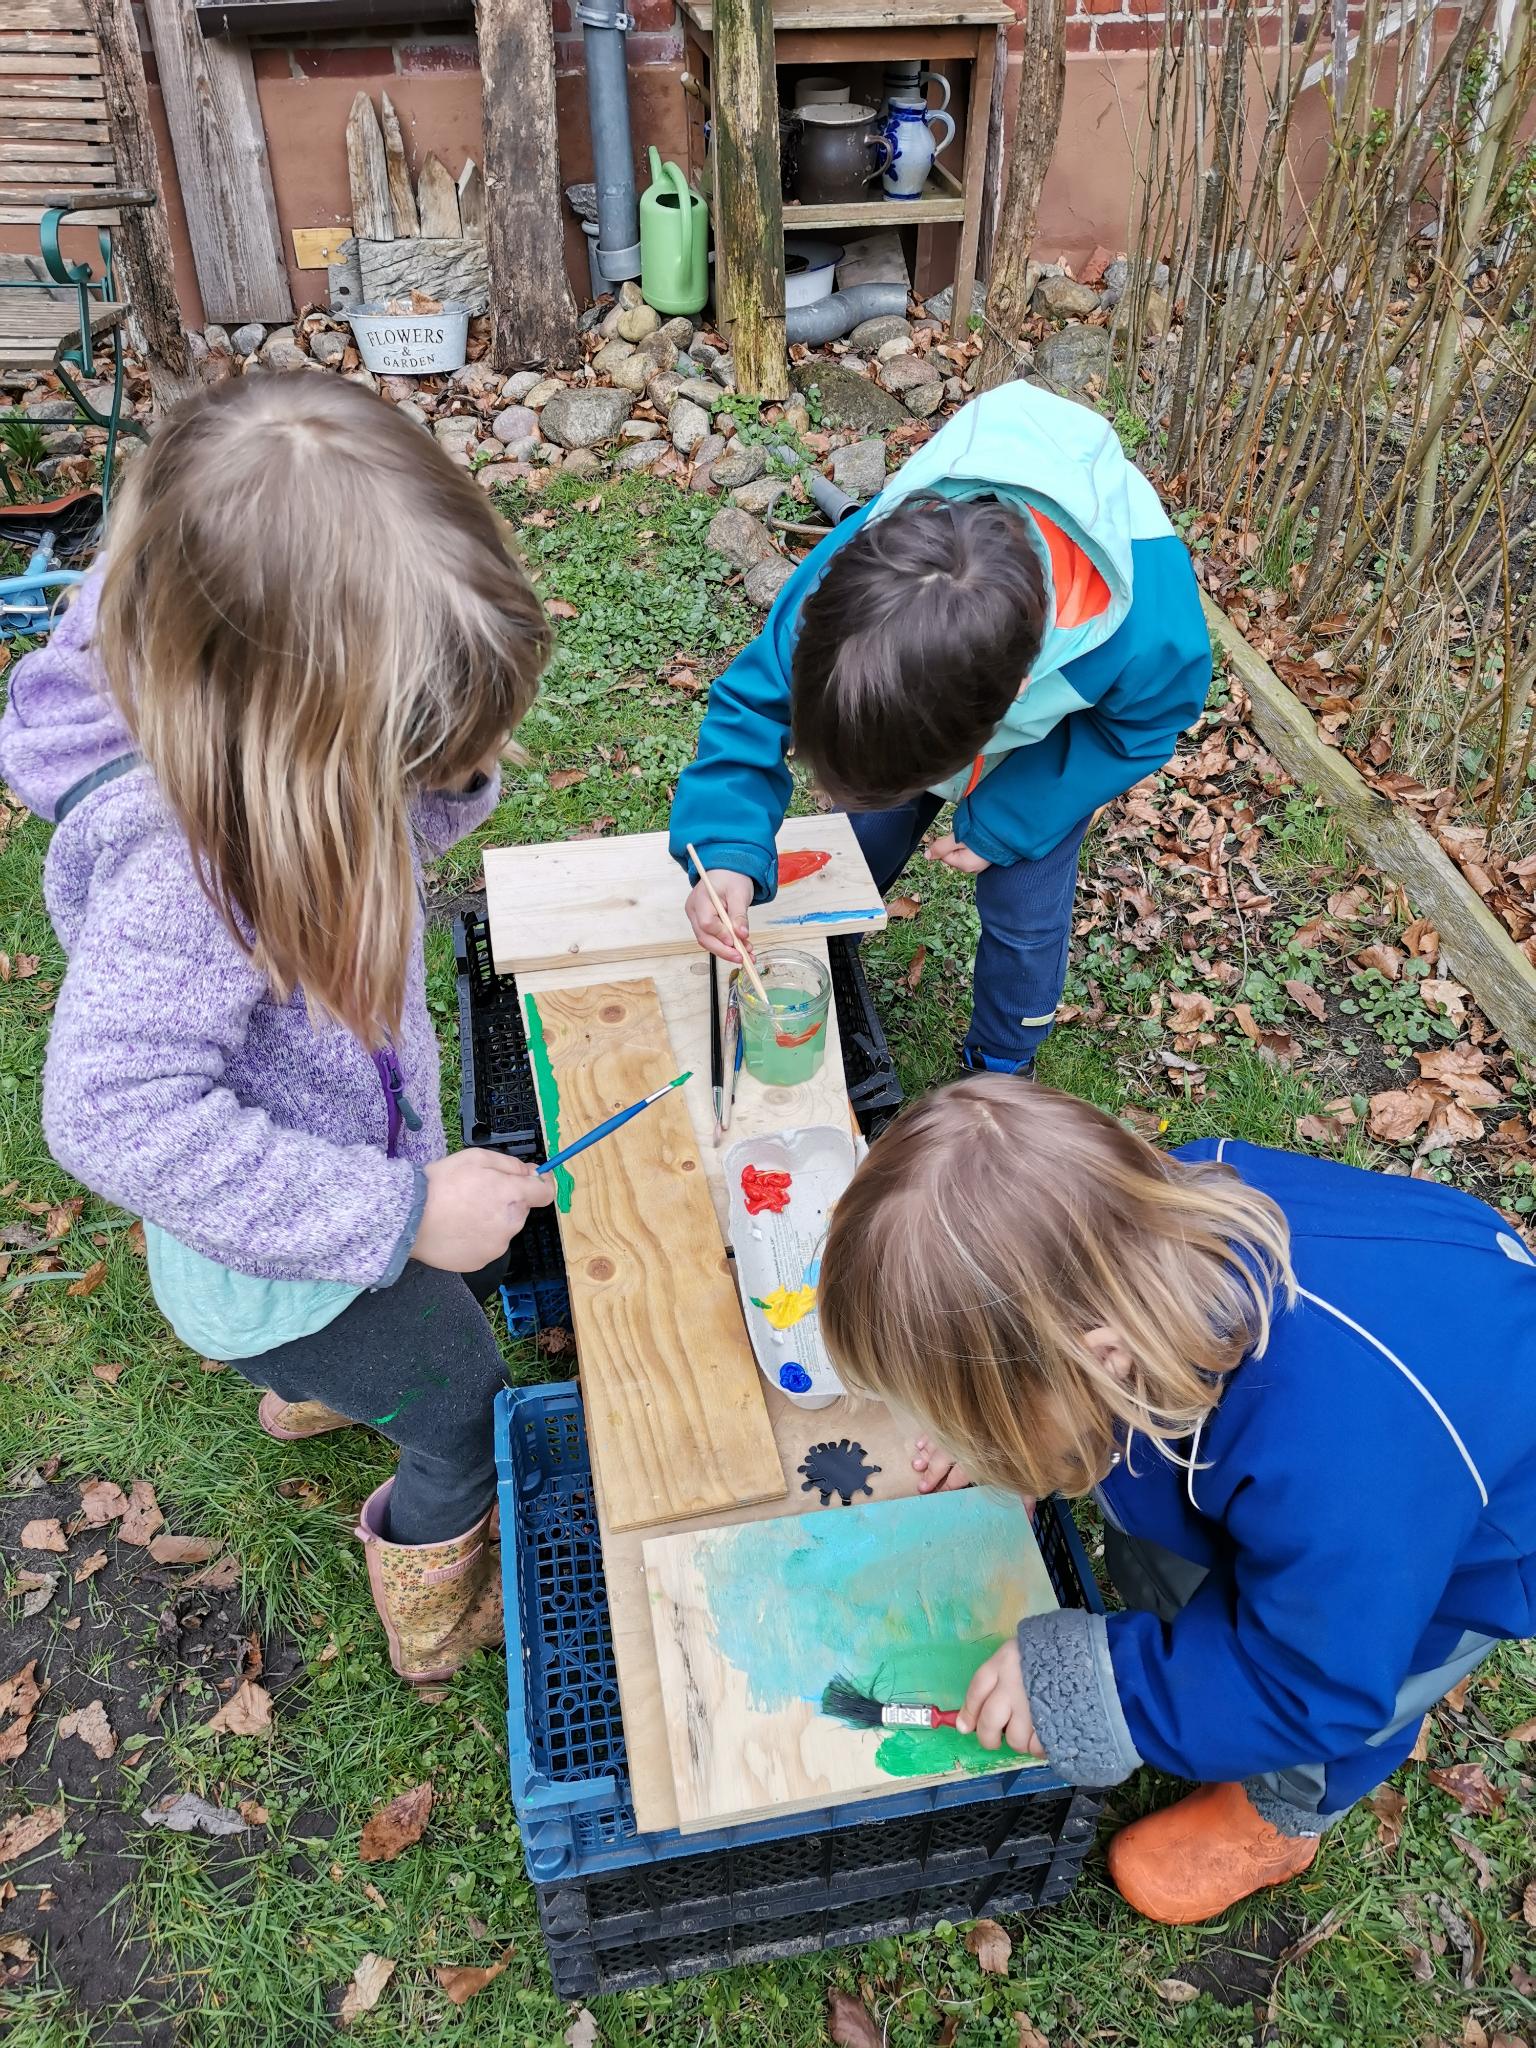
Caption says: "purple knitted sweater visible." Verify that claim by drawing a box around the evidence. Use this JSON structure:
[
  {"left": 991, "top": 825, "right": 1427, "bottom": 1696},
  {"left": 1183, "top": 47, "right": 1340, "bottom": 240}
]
[{"left": 0, "top": 572, "right": 499, "bottom": 1288}]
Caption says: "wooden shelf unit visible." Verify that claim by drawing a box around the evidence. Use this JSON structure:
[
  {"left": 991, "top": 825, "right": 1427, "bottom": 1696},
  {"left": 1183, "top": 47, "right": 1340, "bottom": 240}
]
[{"left": 678, "top": 0, "right": 1010, "bottom": 345}]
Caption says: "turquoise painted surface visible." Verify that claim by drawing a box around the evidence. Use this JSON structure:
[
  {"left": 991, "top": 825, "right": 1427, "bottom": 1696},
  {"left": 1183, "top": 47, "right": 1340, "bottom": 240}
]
[
  {"left": 776, "top": 908, "right": 883, "bottom": 927},
  {"left": 688, "top": 1488, "right": 1055, "bottom": 1781}
]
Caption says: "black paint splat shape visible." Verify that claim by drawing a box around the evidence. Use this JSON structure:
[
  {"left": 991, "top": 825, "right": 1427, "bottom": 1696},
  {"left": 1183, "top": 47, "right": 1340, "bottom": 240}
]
[{"left": 798, "top": 1438, "right": 881, "bottom": 1506}]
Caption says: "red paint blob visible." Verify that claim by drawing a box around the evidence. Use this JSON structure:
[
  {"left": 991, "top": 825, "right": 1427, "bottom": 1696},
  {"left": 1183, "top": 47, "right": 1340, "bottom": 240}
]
[
  {"left": 778, "top": 849, "right": 831, "bottom": 887},
  {"left": 741, "top": 1165, "right": 793, "bottom": 1215}
]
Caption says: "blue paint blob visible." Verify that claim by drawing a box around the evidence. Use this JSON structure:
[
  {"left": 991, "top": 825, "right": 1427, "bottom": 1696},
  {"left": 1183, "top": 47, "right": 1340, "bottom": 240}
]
[
  {"left": 779, "top": 1360, "right": 813, "bottom": 1393},
  {"left": 778, "top": 907, "right": 883, "bottom": 927}
]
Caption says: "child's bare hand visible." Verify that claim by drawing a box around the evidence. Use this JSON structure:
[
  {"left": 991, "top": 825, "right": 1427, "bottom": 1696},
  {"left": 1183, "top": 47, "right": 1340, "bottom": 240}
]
[
  {"left": 925, "top": 834, "right": 991, "bottom": 876},
  {"left": 686, "top": 869, "right": 755, "bottom": 964},
  {"left": 412, "top": 1150, "right": 554, "bottom": 1272},
  {"left": 912, "top": 1437, "right": 973, "bottom": 1493},
  {"left": 957, "top": 1640, "right": 1043, "bottom": 1755}
]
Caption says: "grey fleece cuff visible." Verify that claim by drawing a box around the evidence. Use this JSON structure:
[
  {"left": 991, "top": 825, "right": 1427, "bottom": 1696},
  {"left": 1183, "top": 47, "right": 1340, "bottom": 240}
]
[
  {"left": 1016, "top": 1607, "right": 1143, "bottom": 1786},
  {"left": 375, "top": 1164, "right": 429, "bottom": 1288}
]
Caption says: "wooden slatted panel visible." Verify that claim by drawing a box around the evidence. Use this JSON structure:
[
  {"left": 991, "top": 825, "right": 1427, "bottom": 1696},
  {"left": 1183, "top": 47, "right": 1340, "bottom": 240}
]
[
  {"left": 0, "top": 54, "right": 105, "bottom": 74},
  {"left": 0, "top": 8, "right": 117, "bottom": 228},
  {"left": 0, "top": 162, "right": 117, "bottom": 182},
  {"left": 0, "top": 116, "right": 112, "bottom": 137},
  {"left": 0, "top": 138, "right": 114, "bottom": 159},
  {"left": 0, "top": 31, "right": 102, "bottom": 53},
  {"left": 0, "top": 206, "right": 116, "bottom": 223},
  {"left": 0, "top": 78, "right": 106, "bottom": 101},
  {"left": 12, "top": 0, "right": 93, "bottom": 25}
]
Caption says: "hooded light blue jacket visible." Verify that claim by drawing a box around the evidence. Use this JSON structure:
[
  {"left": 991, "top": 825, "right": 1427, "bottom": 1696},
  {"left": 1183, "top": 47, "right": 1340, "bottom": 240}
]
[{"left": 668, "top": 381, "right": 1212, "bottom": 885}]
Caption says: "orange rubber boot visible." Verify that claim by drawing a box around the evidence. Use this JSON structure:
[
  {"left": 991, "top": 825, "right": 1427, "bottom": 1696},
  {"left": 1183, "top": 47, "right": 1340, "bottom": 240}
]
[{"left": 1107, "top": 1782, "right": 1321, "bottom": 1925}]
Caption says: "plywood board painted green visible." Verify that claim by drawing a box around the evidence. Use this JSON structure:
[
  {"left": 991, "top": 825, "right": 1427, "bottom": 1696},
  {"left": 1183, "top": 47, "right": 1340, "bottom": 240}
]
[
  {"left": 644, "top": 1487, "right": 1057, "bottom": 1831},
  {"left": 483, "top": 814, "right": 886, "bottom": 977}
]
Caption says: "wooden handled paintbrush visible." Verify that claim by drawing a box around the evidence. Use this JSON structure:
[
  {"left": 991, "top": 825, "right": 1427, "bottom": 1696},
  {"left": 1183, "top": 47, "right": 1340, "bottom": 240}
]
[{"left": 537, "top": 1072, "right": 691, "bottom": 1178}]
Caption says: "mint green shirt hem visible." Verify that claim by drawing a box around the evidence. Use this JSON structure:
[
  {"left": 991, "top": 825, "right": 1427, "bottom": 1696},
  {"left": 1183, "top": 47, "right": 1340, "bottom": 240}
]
[{"left": 144, "top": 1223, "right": 362, "bottom": 1362}]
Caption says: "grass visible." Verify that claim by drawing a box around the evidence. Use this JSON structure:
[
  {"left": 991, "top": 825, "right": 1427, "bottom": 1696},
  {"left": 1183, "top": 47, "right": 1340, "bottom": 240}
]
[{"left": 4, "top": 471, "right": 1536, "bottom": 2046}]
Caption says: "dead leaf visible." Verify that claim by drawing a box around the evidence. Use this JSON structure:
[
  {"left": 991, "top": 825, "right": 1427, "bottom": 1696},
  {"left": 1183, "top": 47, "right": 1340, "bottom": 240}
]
[
  {"left": 1284, "top": 977, "right": 1327, "bottom": 1020},
  {"left": 0, "top": 1803, "right": 64, "bottom": 1864},
  {"left": 79, "top": 1479, "right": 129, "bottom": 1526},
  {"left": 1410, "top": 1717, "right": 1431, "bottom": 1762},
  {"left": 1154, "top": 1979, "right": 1200, "bottom": 2004},
  {"left": 58, "top": 1699, "right": 115, "bottom": 1760},
  {"left": 90, "top": 1361, "right": 124, "bottom": 1387},
  {"left": 1296, "top": 1113, "right": 1348, "bottom": 1146},
  {"left": 0, "top": 1930, "right": 36, "bottom": 1985},
  {"left": 13, "top": 1571, "right": 59, "bottom": 1619},
  {"left": 1369, "top": 1087, "right": 1435, "bottom": 1142},
  {"left": 1166, "top": 988, "right": 1216, "bottom": 1032},
  {"left": 827, "top": 1990, "right": 881, "bottom": 2047},
  {"left": 186, "top": 1553, "right": 241, "bottom": 1591},
  {"left": 1449, "top": 1830, "right": 1494, "bottom": 1891},
  {"left": 1354, "top": 942, "right": 1406, "bottom": 979},
  {"left": 1327, "top": 885, "right": 1372, "bottom": 921},
  {"left": 1420, "top": 977, "right": 1468, "bottom": 1021},
  {"left": 1502, "top": 1716, "right": 1536, "bottom": 1742},
  {"left": 148, "top": 1534, "right": 219, "bottom": 1566},
  {"left": 1523, "top": 1880, "right": 1536, "bottom": 1928},
  {"left": 206, "top": 1679, "right": 272, "bottom": 1737},
  {"left": 1443, "top": 1673, "right": 1475, "bottom": 1713},
  {"left": 118, "top": 1481, "right": 164, "bottom": 1546},
  {"left": 359, "top": 1781, "right": 434, "bottom": 1863},
  {"left": 67, "top": 1260, "right": 107, "bottom": 1298},
  {"left": 435, "top": 1947, "right": 515, "bottom": 2005},
  {"left": 1369, "top": 1783, "right": 1406, "bottom": 1850},
  {"left": 1016, "top": 2021, "right": 1050, "bottom": 2048},
  {"left": 965, "top": 1918, "right": 1012, "bottom": 1975},
  {"left": 338, "top": 1952, "right": 397, "bottom": 2027},
  {"left": 0, "top": 1663, "right": 41, "bottom": 1766},
  {"left": 239, "top": 1799, "right": 269, "bottom": 1826},
  {"left": 547, "top": 766, "right": 587, "bottom": 790},
  {"left": 565, "top": 2009, "right": 600, "bottom": 2048},
  {"left": 1404, "top": 1941, "right": 1435, "bottom": 1982},
  {"left": 141, "top": 1792, "right": 245, "bottom": 1836},
  {"left": 1427, "top": 1763, "right": 1505, "bottom": 1817},
  {"left": 937, "top": 2019, "right": 960, "bottom": 2048},
  {"left": 545, "top": 599, "right": 579, "bottom": 621},
  {"left": 905, "top": 944, "right": 927, "bottom": 992},
  {"left": 888, "top": 895, "right": 922, "bottom": 920},
  {"left": 20, "top": 1519, "right": 67, "bottom": 1554},
  {"left": 125, "top": 1220, "right": 146, "bottom": 1258},
  {"left": 1414, "top": 1047, "right": 1503, "bottom": 1105}
]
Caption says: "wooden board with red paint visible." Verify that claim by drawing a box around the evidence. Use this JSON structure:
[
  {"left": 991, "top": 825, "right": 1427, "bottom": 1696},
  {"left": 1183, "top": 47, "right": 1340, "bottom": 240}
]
[{"left": 483, "top": 814, "right": 885, "bottom": 977}]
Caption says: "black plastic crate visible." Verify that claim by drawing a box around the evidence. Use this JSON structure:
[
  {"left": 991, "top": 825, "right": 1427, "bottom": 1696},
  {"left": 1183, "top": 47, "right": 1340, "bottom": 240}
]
[
  {"left": 455, "top": 906, "right": 902, "bottom": 1154},
  {"left": 496, "top": 1384, "right": 1107, "bottom": 1993}
]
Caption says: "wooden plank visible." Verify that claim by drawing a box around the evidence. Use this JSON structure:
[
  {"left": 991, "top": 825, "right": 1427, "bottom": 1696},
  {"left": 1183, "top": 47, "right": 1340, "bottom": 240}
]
[
  {"left": 774, "top": 25, "right": 986, "bottom": 57},
  {"left": 780, "top": 186, "right": 966, "bottom": 228},
  {"left": 0, "top": 80, "right": 106, "bottom": 104},
  {"left": 0, "top": 137, "right": 113, "bottom": 160},
  {"left": 344, "top": 90, "right": 392, "bottom": 241},
  {"left": 377, "top": 89, "right": 418, "bottom": 237},
  {"left": 0, "top": 116, "right": 112, "bottom": 139},
  {"left": 0, "top": 161, "right": 115, "bottom": 182},
  {"left": 712, "top": 0, "right": 787, "bottom": 397},
  {"left": 0, "top": 31, "right": 101, "bottom": 54},
  {"left": 1205, "top": 598, "right": 1536, "bottom": 1068},
  {"left": 644, "top": 1487, "right": 1056, "bottom": 1831},
  {"left": 10, "top": 0, "right": 92, "bottom": 26},
  {"left": 474, "top": 0, "right": 577, "bottom": 368},
  {"left": 948, "top": 27, "right": 993, "bottom": 336},
  {"left": 456, "top": 156, "right": 483, "bottom": 235},
  {"left": 524, "top": 977, "right": 785, "bottom": 1533},
  {"left": 0, "top": 54, "right": 104, "bottom": 74},
  {"left": 0, "top": 204, "right": 116, "bottom": 224},
  {"left": 518, "top": 937, "right": 856, "bottom": 1239},
  {"left": 680, "top": 0, "right": 1013, "bottom": 27},
  {"left": 415, "top": 150, "right": 460, "bottom": 237},
  {"left": 976, "top": 22, "right": 1008, "bottom": 283},
  {"left": 85, "top": 0, "right": 198, "bottom": 409},
  {"left": 483, "top": 816, "right": 886, "bottom": 978}
]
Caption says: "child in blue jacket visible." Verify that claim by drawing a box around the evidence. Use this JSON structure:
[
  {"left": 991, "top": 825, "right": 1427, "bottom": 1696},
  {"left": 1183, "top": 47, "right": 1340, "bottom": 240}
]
[
  {"left": 669, "top": 381, "right": 1212, "bottom": 1072},
  {"left": 819, "top": 1076, "right": 1536, "bottom": 1922}
]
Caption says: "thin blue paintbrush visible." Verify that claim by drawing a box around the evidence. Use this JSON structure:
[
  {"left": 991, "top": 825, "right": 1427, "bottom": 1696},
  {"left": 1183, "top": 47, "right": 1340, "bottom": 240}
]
[{"left": 536, "top": 1072, "right": 692, "bottom": 1178}]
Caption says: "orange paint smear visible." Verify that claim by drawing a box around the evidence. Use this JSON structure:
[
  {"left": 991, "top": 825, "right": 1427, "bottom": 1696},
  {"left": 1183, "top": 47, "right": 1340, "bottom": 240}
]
[
  {"left": 741, "top": 1165, "right": 793, "bottom": 1215},
  {"left": 778, "top": 849, "right": 831, "bottom": 886}
]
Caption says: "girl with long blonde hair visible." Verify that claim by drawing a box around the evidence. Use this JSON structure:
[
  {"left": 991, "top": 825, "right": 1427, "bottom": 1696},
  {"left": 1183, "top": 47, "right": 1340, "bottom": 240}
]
[
  {"left": 820, "top": 1075, "right": 1536, "bottom": 1923},
  {"left": 0, "top": 375, "right": 554, "bottom": 1686}
]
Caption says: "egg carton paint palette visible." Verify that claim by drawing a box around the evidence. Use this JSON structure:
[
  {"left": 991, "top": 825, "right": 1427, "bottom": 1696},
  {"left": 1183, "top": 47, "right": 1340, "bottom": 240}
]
[{"left": 723, "top": 1126, "right": 859, "bottom": 1410}]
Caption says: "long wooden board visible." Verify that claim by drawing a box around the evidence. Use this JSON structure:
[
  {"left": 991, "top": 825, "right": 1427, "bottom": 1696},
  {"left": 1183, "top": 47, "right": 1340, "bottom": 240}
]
[
  {"left": 525, "top": 977, "right": 785, "bottom": 1532},
  {"left": 484, "top": 815, "right": 886, "bottom": 977},
  {"left": 644, "top": 1487, "right": 1057, "bottom": 1832}
]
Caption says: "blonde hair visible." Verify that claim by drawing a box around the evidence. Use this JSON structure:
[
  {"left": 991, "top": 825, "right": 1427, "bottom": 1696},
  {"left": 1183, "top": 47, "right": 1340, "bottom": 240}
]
[
  {"left": 96, "top": 374, "right": 549, "bottom": 1045},
  {"left": 820, "top": 1077, "right": 1295, "bottom": 1500}
]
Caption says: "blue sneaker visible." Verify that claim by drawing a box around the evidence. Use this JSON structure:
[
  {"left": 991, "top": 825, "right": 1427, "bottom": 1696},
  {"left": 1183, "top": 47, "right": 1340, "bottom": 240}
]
[{"left": 961, "top": 1047, "right": 1036, "bottom": 1079}]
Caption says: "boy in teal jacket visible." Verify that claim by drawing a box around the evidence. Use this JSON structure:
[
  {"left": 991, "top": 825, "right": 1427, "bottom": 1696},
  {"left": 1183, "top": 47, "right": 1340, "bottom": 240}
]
[{"left": 668, "top": 381, "right": 1212, "bottom": 1071}]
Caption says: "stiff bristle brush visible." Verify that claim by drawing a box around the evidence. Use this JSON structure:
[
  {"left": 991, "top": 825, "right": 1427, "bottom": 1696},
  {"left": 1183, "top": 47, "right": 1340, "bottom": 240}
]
[{"left": 821, "top": 1674, "right": 963, "bottom": 1732}]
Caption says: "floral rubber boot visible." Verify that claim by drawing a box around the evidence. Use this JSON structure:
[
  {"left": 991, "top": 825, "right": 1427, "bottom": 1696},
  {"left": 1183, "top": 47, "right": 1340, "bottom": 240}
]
[{"left": 354, "top": 1478, "right": 504, "bottom": 1688}]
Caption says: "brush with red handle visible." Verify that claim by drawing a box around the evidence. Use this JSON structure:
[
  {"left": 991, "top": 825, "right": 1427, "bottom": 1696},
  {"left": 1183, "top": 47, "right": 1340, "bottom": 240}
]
[{"left": 821, "top": 1674, "right": 963, "bottom": 1731}]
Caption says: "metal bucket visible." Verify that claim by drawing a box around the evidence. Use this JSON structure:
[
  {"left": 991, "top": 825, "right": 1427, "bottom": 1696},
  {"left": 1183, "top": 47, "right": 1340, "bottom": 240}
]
[{"left": 347, "top": 301, "right": 470, "bottom": 376}]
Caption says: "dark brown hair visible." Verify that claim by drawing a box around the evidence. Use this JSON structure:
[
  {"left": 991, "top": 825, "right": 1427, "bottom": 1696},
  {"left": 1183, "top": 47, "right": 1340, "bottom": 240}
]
[{"left": 790, "top": 495, "right": 1047, "bottom": 807}]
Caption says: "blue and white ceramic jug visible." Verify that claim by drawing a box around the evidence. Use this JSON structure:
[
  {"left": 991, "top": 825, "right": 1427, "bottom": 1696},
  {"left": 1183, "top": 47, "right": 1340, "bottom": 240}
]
[{"left": 880, "top": 96, "right": 956, "bottom": 200}]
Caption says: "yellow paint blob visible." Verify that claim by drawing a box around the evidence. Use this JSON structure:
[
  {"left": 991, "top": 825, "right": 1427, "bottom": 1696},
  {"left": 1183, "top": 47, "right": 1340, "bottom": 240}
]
[{"left": 753, "top": 1284, "right": 817, "bottom": 1331}]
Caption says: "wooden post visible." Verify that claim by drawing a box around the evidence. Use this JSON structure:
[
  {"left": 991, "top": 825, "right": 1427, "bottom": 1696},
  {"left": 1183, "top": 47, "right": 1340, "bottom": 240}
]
[
  {"left": 139, "top": 0, "right": 292, "bottom": 325},
  {"left": 711, "top": 0, "right": 788, "bottom": 399},
  {"left": 975, "top": 0, "right": 1065, "bottom": 391},
  {"left": 84, "top": 0, "right": 198, "bottom": 410},
  {"left": 474, "top": 0, "right": 579, "bottom": 369}
]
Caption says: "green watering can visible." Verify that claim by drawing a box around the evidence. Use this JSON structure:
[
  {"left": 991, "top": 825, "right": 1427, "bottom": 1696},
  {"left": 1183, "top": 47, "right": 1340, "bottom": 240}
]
[{"left": 640, "top": 147, "right": 708, "bottom": 317}]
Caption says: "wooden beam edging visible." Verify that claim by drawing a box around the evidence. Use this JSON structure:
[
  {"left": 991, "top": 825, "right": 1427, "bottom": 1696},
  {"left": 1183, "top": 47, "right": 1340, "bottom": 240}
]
[{"left": 1203, "top": 596, "right": 1536, "bottom": 1069}]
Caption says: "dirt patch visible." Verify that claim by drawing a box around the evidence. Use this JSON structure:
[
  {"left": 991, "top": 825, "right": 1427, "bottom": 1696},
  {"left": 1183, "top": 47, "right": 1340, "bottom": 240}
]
[{"left": 0, "top": 1483, "right": 301, "bottom": 2039}]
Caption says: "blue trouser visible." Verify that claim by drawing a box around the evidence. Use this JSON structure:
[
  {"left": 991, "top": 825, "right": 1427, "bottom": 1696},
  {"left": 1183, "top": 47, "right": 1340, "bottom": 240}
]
[
  {"left": 1105, "top": 1525, "right": 1500, "bottom": 1834},
  {"left": 848, "top": 798, "right": 1092, "bottom": 1069}
]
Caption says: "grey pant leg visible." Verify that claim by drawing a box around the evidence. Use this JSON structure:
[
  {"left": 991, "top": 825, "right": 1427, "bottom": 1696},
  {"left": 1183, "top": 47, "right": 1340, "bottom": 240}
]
[{"left": 1103, "top": 1520, "right": 1501, "bottom": 1838}]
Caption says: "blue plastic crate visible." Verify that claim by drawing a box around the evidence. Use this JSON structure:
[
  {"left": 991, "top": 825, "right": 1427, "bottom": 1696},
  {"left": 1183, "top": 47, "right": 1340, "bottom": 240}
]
[{"left": 495, "top": 1380, "right": 1105, "bottom": 1887}]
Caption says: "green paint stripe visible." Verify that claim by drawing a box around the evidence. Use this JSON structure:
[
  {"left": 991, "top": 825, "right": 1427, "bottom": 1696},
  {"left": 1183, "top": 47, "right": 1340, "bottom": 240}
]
[{"left": 522, "top": 993, "right": 574, "bottom": 1214}]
